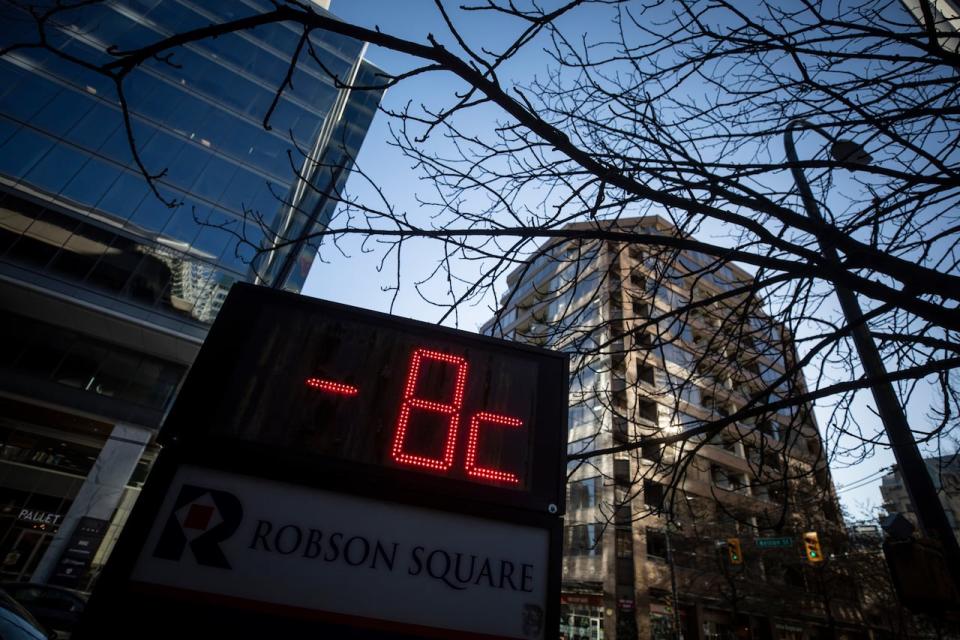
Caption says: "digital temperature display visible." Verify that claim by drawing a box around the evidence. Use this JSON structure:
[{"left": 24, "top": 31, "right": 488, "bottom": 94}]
[{"left": 167, "top": 284, "right": 566, "bottom": 507}]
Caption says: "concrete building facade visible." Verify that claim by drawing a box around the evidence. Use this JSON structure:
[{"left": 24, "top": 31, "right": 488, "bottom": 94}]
[
  {"left": 880, "top": 455, "right": 960, "bottom": 543},
  {"left": 483, "top": 217, "right": 856, "bottom": 640},
  {"left": 0, "top": 0, "right": 381, "bottom": 588}
]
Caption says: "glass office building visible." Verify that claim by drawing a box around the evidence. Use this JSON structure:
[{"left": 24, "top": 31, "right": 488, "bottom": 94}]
[{"left": 0, "top": 0, "right": 382, "bottom": 587}]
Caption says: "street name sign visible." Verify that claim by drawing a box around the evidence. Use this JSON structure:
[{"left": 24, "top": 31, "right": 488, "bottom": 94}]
[
  {"left": 77, "top": 284, "right": 567, "bottom": 640},
  {"left": 756, "top": 537, "right": 794, "bottom": 548}
]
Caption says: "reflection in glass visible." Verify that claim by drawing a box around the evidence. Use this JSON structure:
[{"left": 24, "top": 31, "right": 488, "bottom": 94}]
[{"left": 0, "top": 311, "right": 186, "bottom": 410}]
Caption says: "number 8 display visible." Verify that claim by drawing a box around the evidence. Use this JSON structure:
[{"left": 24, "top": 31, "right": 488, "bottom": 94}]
[{"left": 390, "top": 348, "right": 523, "bottom": 484}]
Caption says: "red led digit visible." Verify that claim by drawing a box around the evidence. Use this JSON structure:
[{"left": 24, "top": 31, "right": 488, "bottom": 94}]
[
  {"left": 391, "top": 348, "right": 468, "bottom": 472},
  {"left": 465, "top": 412, "right": 523, "bottom": 485},
  {"left": 305, "top": 378, "right": 359, "bottom": 396}
]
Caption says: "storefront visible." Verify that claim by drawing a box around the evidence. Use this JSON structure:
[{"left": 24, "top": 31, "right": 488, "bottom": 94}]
[
  {"left": 0, "top": 398, "right": 154, "bottom": 589},
  {"left": 0, "top": 486, "right": 73, "bottom": 581},
  {"left": 561, "top": 592, "right": 606, "bottom": 640},
  {"left": 650, "top": 601, "right": 690, "bottom": 640}
]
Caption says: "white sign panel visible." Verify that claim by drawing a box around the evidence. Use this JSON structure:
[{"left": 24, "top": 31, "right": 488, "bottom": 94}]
[{"left": 132, "top": 466, "right": 550, "bottom": 639}]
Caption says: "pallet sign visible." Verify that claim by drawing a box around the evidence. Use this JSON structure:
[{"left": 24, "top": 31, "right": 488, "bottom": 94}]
[{"left": 77, "top": 284, "right": 567, "bottom": 640}]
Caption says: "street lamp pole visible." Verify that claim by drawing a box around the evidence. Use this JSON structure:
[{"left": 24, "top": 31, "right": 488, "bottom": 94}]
[{"left": 784, "top": 118, "right": 960, "bottom": 585}]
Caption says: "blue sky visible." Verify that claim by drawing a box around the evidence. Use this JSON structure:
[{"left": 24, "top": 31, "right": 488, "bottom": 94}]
[{"left": 303, "top": 1, "right": 902, "bottom": 519}]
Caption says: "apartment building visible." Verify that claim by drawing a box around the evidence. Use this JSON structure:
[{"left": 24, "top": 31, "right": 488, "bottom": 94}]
[
  {"left": 881, "top": 455, "right": 960, "bottom": 543},
  {"left": 482, "top": 217, "right": 853, "bottom": 640}
]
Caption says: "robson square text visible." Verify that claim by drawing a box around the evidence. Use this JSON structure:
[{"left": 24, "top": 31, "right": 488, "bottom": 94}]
[{"left": 249, "top": 519, "right": 536, "bottom": 592}]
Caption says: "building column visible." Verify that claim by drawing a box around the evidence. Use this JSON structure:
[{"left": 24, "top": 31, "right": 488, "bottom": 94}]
[{"left": 31, "top": 423, "right": 152, "bottom": 584}]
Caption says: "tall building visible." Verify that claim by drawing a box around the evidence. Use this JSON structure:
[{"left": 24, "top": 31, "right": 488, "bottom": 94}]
[
  {"left": 483, "top": 217, "right": 853, "bottom": 640},
  {"left": 0, "top": 0, "right": 382, "bottom": 587},
  {"left": 880, "top": 455, "right": 960, "bottom": 542}
]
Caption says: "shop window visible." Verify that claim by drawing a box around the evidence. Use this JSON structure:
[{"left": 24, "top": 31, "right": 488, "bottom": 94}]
[{"left": 0, "top": 426, "right": 100, "bottom": 476}]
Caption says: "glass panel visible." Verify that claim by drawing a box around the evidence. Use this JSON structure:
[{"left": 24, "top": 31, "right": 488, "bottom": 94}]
[
  {"left": 122, "top": 357, "right": 182, "bottom": 408},
  {"left": 4, "top": 206, "right": 76, "bottom": 269},
  {"left": 191, "top": 213, "right": 234, "bottom": 262},
  {"left": 85, "top": 235, "right": 144, "bottom": 293},
  {"left": 59, "top": 156, "right": 121, "bottom": 208},
  {"left": 138, "top": 130, "right": 184, "bottom": 176},
  {"left": 0, "top": 117, "right": 18, "bottom": 151},
  {"left": 52, "top": 342, "right": 109, "bottom": 390},
  {"left": 218, "top": 165, "right": 265, "bottom": 214},
  {"left": 98, "top": 123, "right": 137, "bottom": 166},
  {"left": 48, "top": 219, "right": 115, "bottom": 282},
  {"left": 95, "top": 171, "right": 152, "bottom": 224},
  {"left": 21, "top": 144, "right": 89, "bottom": 195},
  {"left": 164, "top": 141, "right": 212, "bottom": 192},
  {"left": 0, "top": 66, "right": 61, "bottom": 122},
  {"left": 30, "top": 88, "right": 96, "bottom": 138},
  {"left": 124, "top": 246, "right": 172, "bottom": 306},
  {"left": 64, "top": 102, "right": 123, "bottom": 152},
  {"left": 191, "top": 156, "right": 236, "bottom": 203},
  {"left": 159, "top": 201, "right": 203, "bottom": 248},
  {"left": 89, "top": 350, "right": 140, "bottom": 399},
  {"left": 14, "top": 322, "right": 74, "bottom": 379},
  {"left": 126, "top": 187, "right": 177, "bottom": 234},
  {"left": 0, "top": 128, "right": 56, "bottom": 180},
  {"left": 1, "top": 311, "right": 187, "bottom": 410}
]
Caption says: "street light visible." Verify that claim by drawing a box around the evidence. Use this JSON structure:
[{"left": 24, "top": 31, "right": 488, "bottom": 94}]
[{"left": 783, "top": 119, "right": 960, "bottom": 588}]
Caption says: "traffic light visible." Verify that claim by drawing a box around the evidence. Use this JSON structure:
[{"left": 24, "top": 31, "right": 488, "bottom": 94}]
[
  {"left": 803, "top": 531, "right": 823, "bottom": 563},
  {"left": 726, "top": 538, "right": 743, "bottom": 565}
]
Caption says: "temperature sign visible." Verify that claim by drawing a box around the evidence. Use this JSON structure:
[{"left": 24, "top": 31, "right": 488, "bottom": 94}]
[
  {"left": 162, "top": 283, "right": 568, "bottom": 512},
  {"left": 79, "top": 284, "right": 566, "bottom": 640}
]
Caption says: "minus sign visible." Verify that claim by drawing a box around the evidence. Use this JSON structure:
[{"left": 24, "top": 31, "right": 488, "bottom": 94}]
[{"left": 305, "top": 378, "right": 359, "bottom": 396}]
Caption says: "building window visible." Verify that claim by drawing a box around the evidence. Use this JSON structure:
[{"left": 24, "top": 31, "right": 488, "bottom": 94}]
[
  {"left": 636, "top": 362, "right": 656, "bottom": 385},
  {"left": 616, "top": 528, "right": 634, "bottom": 559},
  {"left": 641, "top": 441, "right": 662, "bottom": 462},
  {"left": 638, "top": 399, "right": 658, "bottom": 423},
  {"left": 643, "top": 480, "right": 664, "bottom": 508},
  {"left": 757, "top": 419, "right": 781, "bottom": 441},
  {"left": 630, "top": 273, "right": 646, "bottom": 290},
  {"left": 565, "top": 523, "right": 603, "bottom": 556},
  {"left": 632, "top": 299, "right": 649, "bottom": 317},
  {"left": 645, "top": 528, "right": 667, "bottom": 559},
  {"left": 568, "top": 403, "right": 595, "bottom": 431},
  {"left": 569, "top": 477, "right": 602, "bottom": 511},
  {"left": 711, "top": 465, "right": 746, "bottom": 492}
]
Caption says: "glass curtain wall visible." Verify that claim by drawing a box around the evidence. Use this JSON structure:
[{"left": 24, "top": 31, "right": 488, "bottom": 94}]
[{"left": 0, "top": 0, "right": 382, "bottom": 327}]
